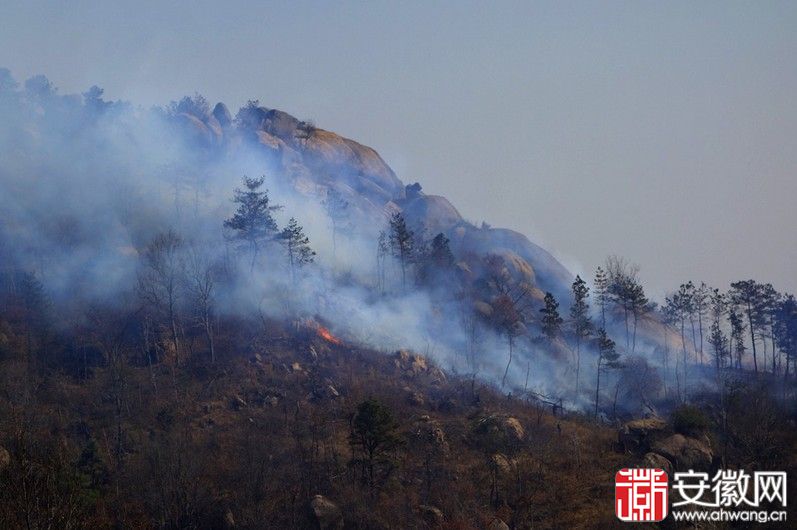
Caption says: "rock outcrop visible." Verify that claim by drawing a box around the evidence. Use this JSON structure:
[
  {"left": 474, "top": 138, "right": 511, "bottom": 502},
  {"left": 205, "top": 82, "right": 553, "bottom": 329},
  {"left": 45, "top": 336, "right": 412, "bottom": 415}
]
[
  {"left": 652, "top": 434, "right": 713, "bottom": 471},
  {"left": 474, "top": 414, "right": 525, "bottom": 447},
  {"left": 310, "top": 495, "right": 343, "bottom": 530},
  {"left": 618, "top": 418, "right": 667, "bottom": 453}
]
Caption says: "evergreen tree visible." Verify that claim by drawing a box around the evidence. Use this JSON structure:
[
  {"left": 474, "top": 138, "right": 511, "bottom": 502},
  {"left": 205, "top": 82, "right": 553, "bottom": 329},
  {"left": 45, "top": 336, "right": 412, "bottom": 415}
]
[
  {"left": 594, "top": 328, "right": 620, "bottom": 417},
  {"left": 758, "top": 283, "right": 781, "bottom": 373},
  {"left": 773, "top": 294, "right": 797, "bottom": 380},
  {"left": 679, "top": 281, "right": 700, "bottom": 360},
  {"left": 540, "top": 292, "right": 563, "bottom": 341},
  {"left": 593, "top": 266, "right": 609, "bottom": 329},
  {"left": 728, "top": 306, "right": 747, "bottom": 370},
  {"left": 708, "top": 320, "right": 729, "bottom": 382},
  {"left": 665, "top": 290, "right": 690, "bottom": 386},
  {"left": 223, "top": 176, "right": 281, "bottom": 271},
  {"left": 729, "top": 280, "right": 763, "bottom": 373},
  {"left": 323, "top": 188, "right": 350, "bottom": 259},
  {"left": 628, "top": 281, "right": 649, "bottom": 354},
  {"left": 418, "top": 232, "right": 454, "bottom": 286},
  {"left": 376, "top": 230, "right": 389, "bottom": 294},
  {"left": 428, "top": 233, "right": 454, "bottom": 268},
  {"left": 491, "top": 293, "right": 525, "bottom": 389},
  {"left": 350, "top": 399, "right": 401, "bottom": 493},
  {"left": 707, "top": 288, "right": 729, "bottom": 385},
  {"left": 279, "top": 217, "right": 315, "bottom": 284},
  {"left": 388, "top": 212, "right": 414, "bottom": 289},
  {"left": 605, "top": 257, "right": 644, "bottom": 351},
  {"left": 569, "top": 275, "right": 592, "bottom": 395},
  {"left": 694, "top": 282, "right": 709, "bottom": 364}
]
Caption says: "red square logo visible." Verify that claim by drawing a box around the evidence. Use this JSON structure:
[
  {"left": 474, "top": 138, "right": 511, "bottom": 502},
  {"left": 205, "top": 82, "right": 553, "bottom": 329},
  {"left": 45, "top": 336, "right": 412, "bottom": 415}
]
[{"left": 615, "top": 468, "right": 668, "bottom": 522}]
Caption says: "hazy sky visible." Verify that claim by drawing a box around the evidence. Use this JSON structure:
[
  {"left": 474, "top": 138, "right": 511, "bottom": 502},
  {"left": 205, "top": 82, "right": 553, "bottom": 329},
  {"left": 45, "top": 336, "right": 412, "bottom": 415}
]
[{"left": 1, "top": 1, "right": 795, "bottom": 297}]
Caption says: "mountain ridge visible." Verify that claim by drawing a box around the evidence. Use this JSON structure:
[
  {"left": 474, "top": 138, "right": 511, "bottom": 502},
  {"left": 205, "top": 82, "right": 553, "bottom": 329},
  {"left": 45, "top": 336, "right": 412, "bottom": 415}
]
[{"left": 172, "top": 97, "right": 574, "bottom": 299}]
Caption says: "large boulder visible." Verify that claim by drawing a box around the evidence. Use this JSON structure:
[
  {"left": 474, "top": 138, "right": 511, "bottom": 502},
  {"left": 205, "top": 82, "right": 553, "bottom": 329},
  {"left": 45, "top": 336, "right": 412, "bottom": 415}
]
[
  {"left": 642, "top": 452, "right": 673, "bottom": 477},
  {"left": 310, "top": 495, "right": 343, "bottom": 529},
  {"left": 651, "top": 434, "right": 713, "bottom": 471},
  {"left": 417, "top": 505, "right": 444, "bottom": 526},
  {"left": 213, "top": 102, "right": 232, "bottom": 129},
  {"left": 474, "top": 414, "right": 525, "bottom": 447},
  {"left": 451, "top": 226, "right": 572, "bottom": 297},
  {"left": 410, "top": 416, "right": 449, "bottom": 454},
  {"left": 298, "top": 128, "right": 403, "bottom": 202},
  {"left": 491, "top": 453, "right": 515, "bottom": 477},
  {"left": 0, "top": 446, "right": 10, "bottom": 471},
  {"left": 618, "top": 418, "right": 667, "bottom": 454},
  {"left": 399, "top": 194, "right": 464, "bottom": 236},
  {"left": 487, "top": 518, "right": 510, "bottom": 530}
]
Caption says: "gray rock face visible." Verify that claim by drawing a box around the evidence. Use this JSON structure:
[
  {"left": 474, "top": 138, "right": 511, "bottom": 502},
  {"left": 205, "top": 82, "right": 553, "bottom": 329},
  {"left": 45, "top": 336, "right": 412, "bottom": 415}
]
[{"left": 310, "top": 495, "right": 343, "bottom": 529}]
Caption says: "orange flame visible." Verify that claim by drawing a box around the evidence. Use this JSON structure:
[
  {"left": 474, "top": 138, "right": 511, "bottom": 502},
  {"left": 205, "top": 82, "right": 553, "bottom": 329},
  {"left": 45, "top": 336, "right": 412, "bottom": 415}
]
[{"left": 316, "top": 325, "right": 342, "bottom": 345}]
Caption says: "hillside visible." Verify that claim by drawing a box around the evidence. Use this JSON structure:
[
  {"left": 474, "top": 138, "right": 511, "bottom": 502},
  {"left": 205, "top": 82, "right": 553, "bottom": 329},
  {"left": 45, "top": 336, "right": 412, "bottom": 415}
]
[{"left": 0, "top": 72, "right": 796, "bottom": 529}]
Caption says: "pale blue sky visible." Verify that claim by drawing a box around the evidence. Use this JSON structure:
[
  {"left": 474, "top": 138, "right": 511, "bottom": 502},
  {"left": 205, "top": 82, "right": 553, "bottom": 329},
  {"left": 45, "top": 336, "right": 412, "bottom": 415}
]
[{"left": 1, "top": 1, "right": 796, "bottom": 296}]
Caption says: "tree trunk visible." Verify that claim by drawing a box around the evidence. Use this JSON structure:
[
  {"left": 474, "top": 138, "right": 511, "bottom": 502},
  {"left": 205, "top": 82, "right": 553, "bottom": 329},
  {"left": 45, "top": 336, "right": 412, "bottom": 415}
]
[
  {"left": 204, "top": 312, "right": 215, "bottom": 364},
  {"left": 575, "top": 338, "right": 581, "bottom": 396},
  {"left": 697, "top": 311, "right": 704, "bottom": 363},
  {"left": 594, "top": 358, "right": 602, "bottom": 417},
  {"left": 746, "top": 302, "right": 758, "bottom": 373},
  {"left": 501, "top": 334, "right": 514, "bottom": 389}
]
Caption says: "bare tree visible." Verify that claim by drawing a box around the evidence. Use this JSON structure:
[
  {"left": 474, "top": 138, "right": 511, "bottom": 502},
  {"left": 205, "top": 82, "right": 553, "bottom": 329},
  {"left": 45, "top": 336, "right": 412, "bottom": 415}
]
[
  {"left": 139, "top": 230, "right": 185, "bottom": 365},
  {"left": 185, "top": 246, "right": 218, "bottom": 363}
]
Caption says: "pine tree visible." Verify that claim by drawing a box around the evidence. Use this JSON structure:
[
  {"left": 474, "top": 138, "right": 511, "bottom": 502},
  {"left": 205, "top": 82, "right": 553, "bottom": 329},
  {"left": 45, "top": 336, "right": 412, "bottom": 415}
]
[
  {"left": 569, "top": 275, "right": 592, "bottom": 395},
  {"left": 428, "top": 233, "right": 454, "bottom": 268},
  {"left": 540, "top": 292, "right": 563, "bottom": 341},
  {"left": 628, "top": 281, "right": 649, "bottom": 354},
  {"left": 728, "top": 307, "right": 747, "bottom": 370},
  {"left": 594, "top": 266, "right": 609, "bottom": 329},
  {"left": 605, "top": 257, "right": 643, "bottom": 351},
  {"left": 594, "top": 328, "right": 620, "bottom": 417},
  {"left": 708, "top": 320, "right": 729, "bottom": 383},
  {"left": 758, "top": 283, "right": 781, "bottom": 373},
  {"left": 223, "top": 176, "right": 281, "bottom": 271},
  {"left": 418, "top": 232, "right": 454, "bottom": 286},
  {"left": 279, "top": 217, "right": 315, "bottom": 284},
  {"left": 665, "top": 290, "right": 690, "bottom": 386},
  {"left": 730, "top": 280, "right": 763, "bottom": 373},
  {"left": 694, "top": 282, "right": 709, "bottom": 364},
  {"left": 707, "top": 288, "right": 728, "bottom": 386},
  {"left": 773, "top": 294, "right": 797, "bottom": 381},
  {"left": 323, "top": 188, "right": 350, "bottom": 259},
  {"left": 376, "top": 230, "right": 389, "bottom": 294},
  {"left": 388, "top": 212, "right": 414, "bottom": 289},
  {"left": 491, "top": 292, "right": 526, "bottom": 389},
  {"left": 350, "top": 399, "right": 401, "bottom": 493},
  {"left": 678, "top": 281, "right": 700, "bottom": 359}
]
